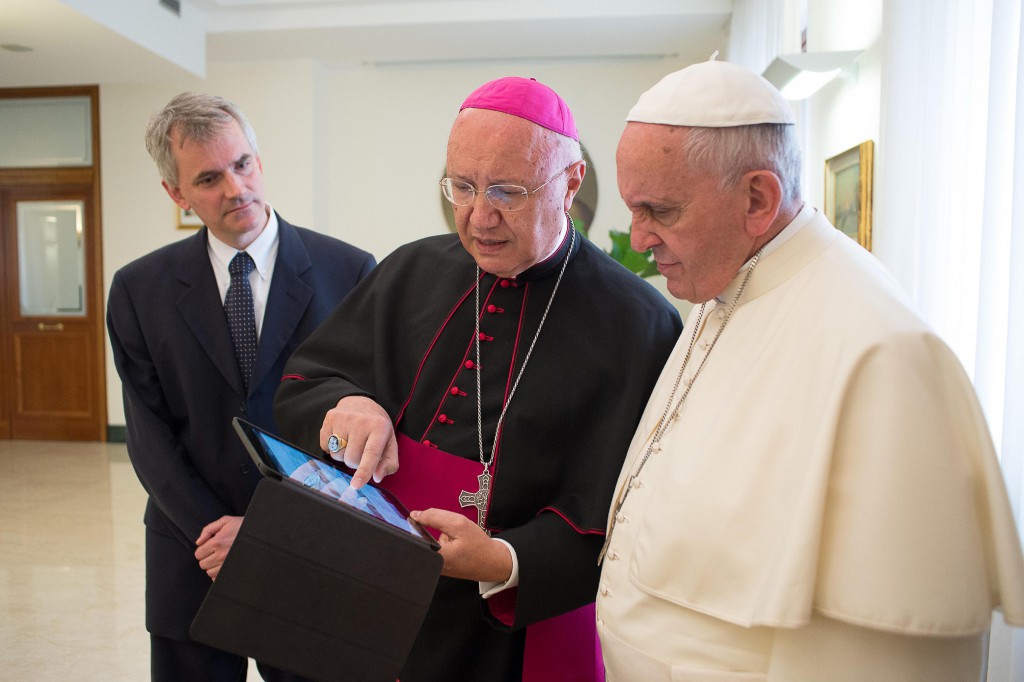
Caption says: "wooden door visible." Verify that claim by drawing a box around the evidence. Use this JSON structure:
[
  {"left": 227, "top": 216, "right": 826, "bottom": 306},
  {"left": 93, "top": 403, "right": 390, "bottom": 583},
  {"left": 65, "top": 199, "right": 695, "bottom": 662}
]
[{"left": 0, "top": 86, "right": 106, "bottom": 441}]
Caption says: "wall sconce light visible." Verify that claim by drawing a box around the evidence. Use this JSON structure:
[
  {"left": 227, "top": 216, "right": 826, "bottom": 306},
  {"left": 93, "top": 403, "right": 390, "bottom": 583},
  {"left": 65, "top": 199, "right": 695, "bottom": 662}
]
[{"left": 762, "top": 50, "right": 863, "bottom": 100}]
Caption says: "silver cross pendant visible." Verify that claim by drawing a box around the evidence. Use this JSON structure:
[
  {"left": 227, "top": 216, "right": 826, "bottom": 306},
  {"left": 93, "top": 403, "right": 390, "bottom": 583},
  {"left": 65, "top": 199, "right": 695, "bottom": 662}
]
[{"left": 459, "top": 468, "right": 492, "bottom": 535}]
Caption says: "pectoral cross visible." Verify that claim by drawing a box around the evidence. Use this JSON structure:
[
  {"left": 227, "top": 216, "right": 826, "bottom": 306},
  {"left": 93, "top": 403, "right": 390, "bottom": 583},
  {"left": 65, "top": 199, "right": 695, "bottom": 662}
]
[{"left": 459, "top": 468, "right": 491, "bottom": 533}]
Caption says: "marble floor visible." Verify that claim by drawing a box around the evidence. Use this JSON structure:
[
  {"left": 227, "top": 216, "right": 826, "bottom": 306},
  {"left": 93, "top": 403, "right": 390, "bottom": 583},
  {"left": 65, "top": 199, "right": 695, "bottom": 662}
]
[{"left": 0, "top": 440, "right": 259, "bottom": 680}]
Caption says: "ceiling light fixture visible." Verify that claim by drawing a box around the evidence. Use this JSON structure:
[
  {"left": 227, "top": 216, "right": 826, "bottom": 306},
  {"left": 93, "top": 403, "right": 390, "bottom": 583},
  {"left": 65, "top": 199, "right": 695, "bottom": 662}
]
[{"left": 762, "top": 50, "right": 862, "bottom": 100}]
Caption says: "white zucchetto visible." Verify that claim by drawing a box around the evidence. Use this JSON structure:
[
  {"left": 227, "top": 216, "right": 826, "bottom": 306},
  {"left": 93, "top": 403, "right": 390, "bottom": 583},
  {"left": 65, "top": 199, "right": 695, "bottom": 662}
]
[{"left": 627, "top": 57, "right": 795, "bottom": 128}]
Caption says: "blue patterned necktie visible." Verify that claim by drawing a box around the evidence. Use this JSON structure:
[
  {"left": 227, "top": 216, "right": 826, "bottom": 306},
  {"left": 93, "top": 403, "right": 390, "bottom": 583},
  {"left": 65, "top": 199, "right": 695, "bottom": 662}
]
[{"left": 225, "top": 251, "right": 257, "bottom": 391}]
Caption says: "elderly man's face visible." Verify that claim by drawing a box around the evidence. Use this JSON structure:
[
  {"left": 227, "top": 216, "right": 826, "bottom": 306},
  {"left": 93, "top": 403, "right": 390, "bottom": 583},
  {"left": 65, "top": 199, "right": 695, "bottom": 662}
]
[
  {"left": 617, "top": 122, "right": 755, "bottom": 304},
  {"left": 446, "top": 109, "right": 581, "bottom": 278}
]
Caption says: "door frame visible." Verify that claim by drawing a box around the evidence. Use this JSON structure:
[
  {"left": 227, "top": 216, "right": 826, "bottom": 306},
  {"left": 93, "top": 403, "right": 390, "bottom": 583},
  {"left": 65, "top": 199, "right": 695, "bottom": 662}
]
[{"left": 0, "top": 85, "right": 106, "bottom": 441}]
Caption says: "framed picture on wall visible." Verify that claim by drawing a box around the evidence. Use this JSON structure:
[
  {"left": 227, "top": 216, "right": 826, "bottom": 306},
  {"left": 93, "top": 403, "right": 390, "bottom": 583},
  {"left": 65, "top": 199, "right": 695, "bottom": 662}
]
[
  {"left": 824, "top": 140, "right": 874, "bottom": 251},
  {"left": 177, "top": 207, "right": 204, "bottom": 229}
]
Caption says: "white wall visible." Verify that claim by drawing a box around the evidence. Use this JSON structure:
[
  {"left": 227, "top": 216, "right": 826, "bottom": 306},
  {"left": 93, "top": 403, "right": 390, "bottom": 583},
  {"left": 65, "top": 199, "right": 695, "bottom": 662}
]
[
  {"left": 99, "top": 1, "right": 893, "bottom": 429},
  {"left": 100, "top": 52, "right": 709, "bottom": 425},
  {"left": 802, "top": 0, "right": 884, "bottom": 248},
  {"left": 322, "top": 57, "right": 705, "bottom": 259}
]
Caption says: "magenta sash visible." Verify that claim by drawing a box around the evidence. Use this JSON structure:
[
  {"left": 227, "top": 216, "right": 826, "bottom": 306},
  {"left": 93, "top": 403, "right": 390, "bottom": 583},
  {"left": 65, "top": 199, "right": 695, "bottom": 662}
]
[{"left": 379, "top": 434, "right": 604, "bottom": 682}]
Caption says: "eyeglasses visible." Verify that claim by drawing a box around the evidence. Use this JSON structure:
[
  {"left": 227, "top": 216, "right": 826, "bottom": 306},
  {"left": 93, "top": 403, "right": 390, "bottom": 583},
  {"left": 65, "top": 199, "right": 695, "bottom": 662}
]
[{"left": 439, "top": 162, "right": 576, "bottom": 212}]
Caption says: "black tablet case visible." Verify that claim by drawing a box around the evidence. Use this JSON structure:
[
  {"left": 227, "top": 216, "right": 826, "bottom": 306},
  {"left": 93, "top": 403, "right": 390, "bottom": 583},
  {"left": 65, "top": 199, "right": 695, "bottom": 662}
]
[{"left": 190, "top": 476, "right": 443, "bottom": 682}]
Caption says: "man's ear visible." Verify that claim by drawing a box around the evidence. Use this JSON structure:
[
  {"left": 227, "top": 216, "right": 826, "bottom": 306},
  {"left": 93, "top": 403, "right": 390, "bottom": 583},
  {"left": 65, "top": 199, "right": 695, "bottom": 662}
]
[
  {"left": 162, "top": 179, "right": 189, "bottom": 211},
  {"left": 563, "top": 161, "right": 586, "bottom": 212},
  {"left": 743, "top": 170, "right": 783, "bottom": 238}
]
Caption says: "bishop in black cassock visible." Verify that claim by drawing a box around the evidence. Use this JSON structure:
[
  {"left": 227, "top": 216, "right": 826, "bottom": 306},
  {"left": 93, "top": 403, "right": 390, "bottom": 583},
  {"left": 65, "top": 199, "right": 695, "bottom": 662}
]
[{"left": 274, "top": 77, "right": 681, "bottom": 682}]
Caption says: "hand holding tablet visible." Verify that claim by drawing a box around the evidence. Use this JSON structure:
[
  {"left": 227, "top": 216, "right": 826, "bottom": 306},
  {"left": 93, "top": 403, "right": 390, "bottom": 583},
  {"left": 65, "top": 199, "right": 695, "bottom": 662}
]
[{"left": 233, "top": 418, "right": 438, "bottom": 549}]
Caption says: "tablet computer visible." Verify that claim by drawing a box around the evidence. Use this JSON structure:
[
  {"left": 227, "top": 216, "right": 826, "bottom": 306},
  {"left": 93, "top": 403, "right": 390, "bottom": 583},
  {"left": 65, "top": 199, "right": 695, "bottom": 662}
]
[{"left": 233, "top": 418, "right": 439, "bottom": 549}]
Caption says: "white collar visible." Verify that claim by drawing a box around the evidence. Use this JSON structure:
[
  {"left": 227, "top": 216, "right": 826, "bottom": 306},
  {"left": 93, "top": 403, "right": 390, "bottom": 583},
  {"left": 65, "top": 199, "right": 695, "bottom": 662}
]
[
  {"left": 715, "top": 203, "right": 815, "bottom": 304},
  {"left": 207, "top": 206, "right": 279, "bottom": 281}
]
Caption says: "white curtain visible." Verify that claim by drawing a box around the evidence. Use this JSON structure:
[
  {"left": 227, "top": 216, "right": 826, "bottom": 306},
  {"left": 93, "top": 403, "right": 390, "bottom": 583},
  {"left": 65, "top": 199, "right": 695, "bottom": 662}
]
[
  {"left": 727, "top": 0, "right": 793, "bottom": 72},
  {"left": 876, "top": 0, "right": 1024, "bottom": 678},
  {"left": 728, "top": 0, "right": 815, "bottom": 193}
]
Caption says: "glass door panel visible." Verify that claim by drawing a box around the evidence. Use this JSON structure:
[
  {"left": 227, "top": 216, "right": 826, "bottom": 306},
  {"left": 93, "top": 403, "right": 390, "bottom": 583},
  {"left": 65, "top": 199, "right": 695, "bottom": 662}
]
[{"left": 16, "top": 201, "right": 86, "bottom": 316}]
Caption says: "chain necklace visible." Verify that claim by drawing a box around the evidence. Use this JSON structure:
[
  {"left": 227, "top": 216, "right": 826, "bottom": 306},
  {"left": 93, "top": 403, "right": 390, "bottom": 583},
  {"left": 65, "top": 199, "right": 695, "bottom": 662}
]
[
  {"left": 598, "top": 247, "right": 764, "bottom": 563},
  {"left": 458, "top": 219, "right": 577, "bottom": 533}
]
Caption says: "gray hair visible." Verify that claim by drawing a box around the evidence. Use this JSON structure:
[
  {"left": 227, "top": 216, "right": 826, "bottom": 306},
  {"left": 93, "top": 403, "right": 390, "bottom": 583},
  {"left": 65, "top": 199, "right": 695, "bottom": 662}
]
[
  {"left": 552, "top": 132, "right": 583, "bottom": 169},
  {"left": 535, "top": 128, "right": 584, "bottom": 181},
  {"left": 144, "top": 92, "right": 259, "bottom": 187},
  {"left": 682, "top": 123, "right": 802, "bottom": 204}
]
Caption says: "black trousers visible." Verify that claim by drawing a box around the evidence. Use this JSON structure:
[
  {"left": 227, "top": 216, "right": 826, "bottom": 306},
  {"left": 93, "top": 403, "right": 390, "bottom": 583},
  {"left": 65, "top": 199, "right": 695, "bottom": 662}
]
[{"left": 150, "top": 634, "right": 317, "bottom": 682}]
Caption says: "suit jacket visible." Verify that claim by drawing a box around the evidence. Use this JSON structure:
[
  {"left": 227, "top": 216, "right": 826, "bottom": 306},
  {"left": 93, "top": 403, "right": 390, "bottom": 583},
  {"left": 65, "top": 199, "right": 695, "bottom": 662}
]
[{"left": 107, "top": 213, "right": 375, "bottom": 638}]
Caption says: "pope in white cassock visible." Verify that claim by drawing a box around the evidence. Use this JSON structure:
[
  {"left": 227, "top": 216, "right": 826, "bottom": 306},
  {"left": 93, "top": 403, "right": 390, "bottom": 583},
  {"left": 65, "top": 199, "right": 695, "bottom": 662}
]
[{"left": 596, "top": 58, "right": 1024, "bottom": 681}]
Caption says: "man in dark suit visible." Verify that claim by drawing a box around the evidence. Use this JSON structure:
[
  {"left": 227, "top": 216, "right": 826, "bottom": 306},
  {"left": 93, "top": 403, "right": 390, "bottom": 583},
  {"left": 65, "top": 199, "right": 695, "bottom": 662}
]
[{"left": 106, "top": 92, "right": 375, "bottom": 682}]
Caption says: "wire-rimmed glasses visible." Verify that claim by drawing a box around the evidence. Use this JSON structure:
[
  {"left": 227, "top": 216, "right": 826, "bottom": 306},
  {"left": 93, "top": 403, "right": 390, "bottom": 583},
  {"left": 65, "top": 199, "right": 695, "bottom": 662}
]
[{"left": 439, "top": 162, "right": 577, "bottom": 212}]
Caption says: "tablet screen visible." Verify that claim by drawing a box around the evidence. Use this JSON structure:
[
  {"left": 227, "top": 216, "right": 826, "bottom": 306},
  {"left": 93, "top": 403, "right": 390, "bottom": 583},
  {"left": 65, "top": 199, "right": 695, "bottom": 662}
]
[{"left": 237, "top": 420, "right": 430, "bottom": 543}]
